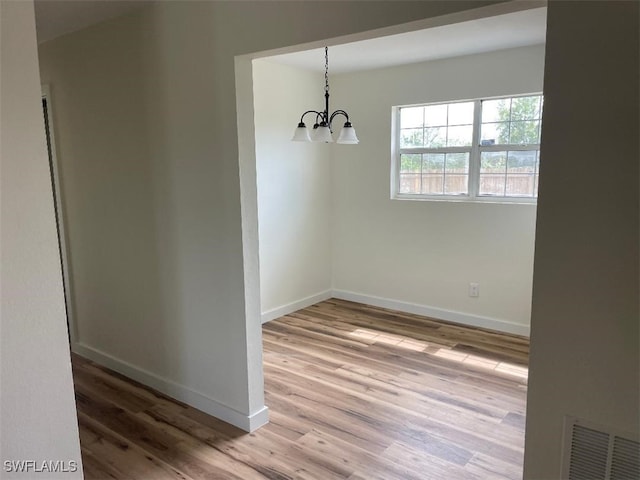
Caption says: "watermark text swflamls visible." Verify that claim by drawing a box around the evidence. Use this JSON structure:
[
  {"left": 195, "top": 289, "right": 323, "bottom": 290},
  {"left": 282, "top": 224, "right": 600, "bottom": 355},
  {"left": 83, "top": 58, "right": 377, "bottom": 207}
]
[{"left": 3, "top": 460, "right": 78, "bottom": 473}]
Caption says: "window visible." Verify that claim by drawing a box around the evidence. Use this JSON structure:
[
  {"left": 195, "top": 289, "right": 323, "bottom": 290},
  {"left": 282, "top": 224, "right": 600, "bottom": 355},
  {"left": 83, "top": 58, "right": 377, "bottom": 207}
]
[{"left": 393, "top": 94, "right": 543, "bottom": 202}]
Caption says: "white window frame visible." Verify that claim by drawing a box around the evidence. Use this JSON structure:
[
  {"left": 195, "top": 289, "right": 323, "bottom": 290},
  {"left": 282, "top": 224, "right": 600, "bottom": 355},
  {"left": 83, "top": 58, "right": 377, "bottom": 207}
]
[{"left": 391, "top": 94, "right": 542, "bottom": 204}]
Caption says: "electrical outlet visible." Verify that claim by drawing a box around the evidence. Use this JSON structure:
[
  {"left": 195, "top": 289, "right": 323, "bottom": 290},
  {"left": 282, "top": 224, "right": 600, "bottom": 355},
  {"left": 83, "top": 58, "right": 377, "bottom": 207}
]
[{"left": 469, "top": 283, "right": 480, "bottom": 297}]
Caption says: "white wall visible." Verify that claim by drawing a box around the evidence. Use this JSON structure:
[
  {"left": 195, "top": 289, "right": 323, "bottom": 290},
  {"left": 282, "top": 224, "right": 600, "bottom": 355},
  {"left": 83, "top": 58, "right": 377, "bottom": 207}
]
[
  {"left": 524, "top": 2, "right": 639, "bottom": 478},
  {"left": 38, "top": 6, "right": 269, "bottom": 431},
  {"left": 37, "top": 0, "right": 503, "bottom": 432},
  {"left": 0, "top": 1, "right": 83, "bottom": 476},
  {"left": 330, "top": 45, "right": 544, "bottom": 335},
  {"left": 253, "top": 60, "right": 332, "bottom": 321}
]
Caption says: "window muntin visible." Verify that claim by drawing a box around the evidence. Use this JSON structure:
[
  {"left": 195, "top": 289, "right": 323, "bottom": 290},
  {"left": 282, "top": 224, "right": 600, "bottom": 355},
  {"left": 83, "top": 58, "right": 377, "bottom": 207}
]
[
  {"left": 399, "top": 101, "right": 474, "bottom": 149},
  {"left": 479, "top": 150, "right": 540, "bottom": 197},
  {"left": 480, "top": 95, "right": 542, "bottom": 146},
  {"left": 395, "top": 94, "right": 542, "bottom": 202},
  {"left": 400, "top": 152, "right": 470, "bottom": 195}
]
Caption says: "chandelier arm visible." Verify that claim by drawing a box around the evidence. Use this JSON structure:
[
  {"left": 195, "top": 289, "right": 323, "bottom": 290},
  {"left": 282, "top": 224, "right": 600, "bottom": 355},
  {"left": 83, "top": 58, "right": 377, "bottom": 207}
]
[
  {"left": 328, "top": 109, "right": 350, "bottom": 127},
  {"left": 299, "top": 110, "right": 324, "bottom": 125}
]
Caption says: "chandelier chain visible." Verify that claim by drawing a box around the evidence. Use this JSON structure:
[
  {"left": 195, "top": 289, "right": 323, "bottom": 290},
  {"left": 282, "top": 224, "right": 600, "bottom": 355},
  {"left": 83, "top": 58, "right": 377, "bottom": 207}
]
[{"left": 324, "top": 46, "right": 329, "bottom": 94}]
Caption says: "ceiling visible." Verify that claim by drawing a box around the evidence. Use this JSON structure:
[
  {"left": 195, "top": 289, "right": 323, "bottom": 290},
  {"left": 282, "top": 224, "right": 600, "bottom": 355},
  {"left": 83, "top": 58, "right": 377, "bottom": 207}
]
[
  {"left": 33, "top": 2, "right": 546, "bottom": 72},
  {"left": 262, "top": 7, "right": 547, "bottom": 74},
  {"left": 34, "top": 0, "right": 152, "bottom": 44}
]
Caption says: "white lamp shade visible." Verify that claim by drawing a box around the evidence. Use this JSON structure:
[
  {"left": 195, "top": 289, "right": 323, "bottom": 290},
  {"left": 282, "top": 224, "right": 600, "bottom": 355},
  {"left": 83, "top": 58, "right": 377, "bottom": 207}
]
[
  {"left": 312, "top": 125, "right": 334, "bottom": 143},
  {"left": 292, "top": 124, "right": 311, "bottom": 142},
  {"left": 337, "top": 124, "right": 359, "bottom": 144}
]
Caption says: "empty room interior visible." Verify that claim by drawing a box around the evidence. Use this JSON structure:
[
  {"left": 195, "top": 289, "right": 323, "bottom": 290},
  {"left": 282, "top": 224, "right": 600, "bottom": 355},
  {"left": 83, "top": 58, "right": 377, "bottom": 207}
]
[
  {"left": 249, "top": 11, "right": 543, "bottom": 477},
  {"left": 2, "top": 1, "right": 638, "bottom": 480}
]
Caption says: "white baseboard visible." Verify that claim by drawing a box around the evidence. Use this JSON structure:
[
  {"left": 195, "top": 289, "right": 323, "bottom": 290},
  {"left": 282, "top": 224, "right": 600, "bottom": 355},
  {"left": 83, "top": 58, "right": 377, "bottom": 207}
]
[
  {"left": 331, "top": 289, "right": 530, "bottom": 337},
  {"left": 261, "top": 289, "right": 332, "bottom": 324},
  {"left": 72, "top": 342, "right": 269, "bottom": 432}
]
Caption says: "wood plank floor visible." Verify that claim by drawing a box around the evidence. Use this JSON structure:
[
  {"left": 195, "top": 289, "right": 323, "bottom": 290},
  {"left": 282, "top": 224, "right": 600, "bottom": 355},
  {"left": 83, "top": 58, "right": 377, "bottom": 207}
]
[{"left": 73, "top": 299, "right": 529, "bottom": 479}]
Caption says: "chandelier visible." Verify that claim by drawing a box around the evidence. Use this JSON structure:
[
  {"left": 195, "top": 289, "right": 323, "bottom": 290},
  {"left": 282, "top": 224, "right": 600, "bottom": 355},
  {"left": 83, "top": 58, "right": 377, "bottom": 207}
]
[{"left": 291, "top": 47, "right": 359, "bottom": 144}]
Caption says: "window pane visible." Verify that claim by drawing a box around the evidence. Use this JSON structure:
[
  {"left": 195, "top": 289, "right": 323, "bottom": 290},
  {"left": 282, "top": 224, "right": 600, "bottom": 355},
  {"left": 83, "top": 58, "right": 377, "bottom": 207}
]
[
  {"left": 447, "top": 125, "right": 472, "bottom": 147},
  {"left": 482, "top": 98, "right": 510, "bottom": 123},
  {"left": 507, "top": 150, "right": 537, "bottom": 173},
  {"left": 399, "top": 173, "right": 420, "bottom": 194},
  {"left": 511, "top": 96, "right": 541, "bottom": 121},
  {"left": 400, "top": 154, "right": 422, "bottom": 173},
  {"left": 421, "top": 174, "right": 444, "bottom": 195},
  {"left": 448, "top": 102, "right": 474, "bottom": 125},
  {"left": 400, "top": 128, "right": 423, "bottom": 148},
  {"left": 480, "top": 151, "right": 507, "bottom": 173},
  {"left": 422, "top": 154, "right": 445, "bottom": 195},
  {"left": 479, "top": 175, "right": 505, "bottom": 196},
  {"left": 401, "top": 107, "right": 424, "bottom": 128},
  {"left": 424, "top": 127, "right": 446, "bottom": 148},
  {"left": 400, "top": 153, "right": 422, "bottom": 173},
  {"left": 505, "top": 150, "right": 538, "bottom": 197},
  {"left": 534, "top": 150, "right": 541, "bottom": 197},
  {"left": 479, "top": 151, "right": 507, "bottom": 196},
  {"left": 506, "top": 174, "right": 536, "bottom": 197},
  {"left": 445, "top": 152, "right": 469, "bottom": 173},
  {"left": 444, "top": 174, "right": 468, "bottom": 195},
  {"left": 423, "top": 153, "right": 444, "bottom": 173},
  {"left": 444, "top": 153, "right": 469, "bottom": 195},
  {"left": 509, "top": 121, "right": 540, "bottom": 144},
  {"left": 424, "top": 104, "right": 447, "bottom": 127},
  {"left": 481, "top": 122, "right": 509, "bottom": 145}
]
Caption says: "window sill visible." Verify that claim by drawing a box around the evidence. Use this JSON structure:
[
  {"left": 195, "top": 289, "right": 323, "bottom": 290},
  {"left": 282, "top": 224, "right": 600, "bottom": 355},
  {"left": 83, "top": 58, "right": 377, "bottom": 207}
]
[{"left": 392, "top": 194, "right": 537, "bottom": 205}]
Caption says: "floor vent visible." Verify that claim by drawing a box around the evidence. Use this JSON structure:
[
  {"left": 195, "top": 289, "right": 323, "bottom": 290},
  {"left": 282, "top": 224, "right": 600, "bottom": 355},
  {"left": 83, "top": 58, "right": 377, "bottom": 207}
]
[{"left": 563, "top": 417, "right": 639, "bottom": 480}]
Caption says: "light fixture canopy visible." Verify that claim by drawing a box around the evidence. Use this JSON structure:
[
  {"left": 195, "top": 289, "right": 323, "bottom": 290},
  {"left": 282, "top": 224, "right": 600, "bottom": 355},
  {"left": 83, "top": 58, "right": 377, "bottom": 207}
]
[{"left": 291, "top": 47, "right": 359, "bottom": 145}]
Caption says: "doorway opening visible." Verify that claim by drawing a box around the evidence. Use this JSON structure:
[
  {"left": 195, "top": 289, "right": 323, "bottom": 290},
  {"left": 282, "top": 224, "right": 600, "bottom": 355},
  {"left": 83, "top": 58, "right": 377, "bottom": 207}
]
[
  {"left": 238, "top": 3, "right": 545, "bottom": 335},
  {"left": 236, "top": 1, "right": 545, "bottom": 476}
]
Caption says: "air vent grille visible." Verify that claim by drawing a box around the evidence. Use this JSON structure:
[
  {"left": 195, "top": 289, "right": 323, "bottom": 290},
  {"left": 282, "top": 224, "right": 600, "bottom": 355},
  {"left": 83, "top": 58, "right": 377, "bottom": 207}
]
[
  {"left": 564, "top": 417, "right": 639, "bottom": 480},
  {"left": 568, "top": 425, "right": 609, "bottom": 479},
  {"left": 610, "top": 436, "right": 640, "bottom": 479}
]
